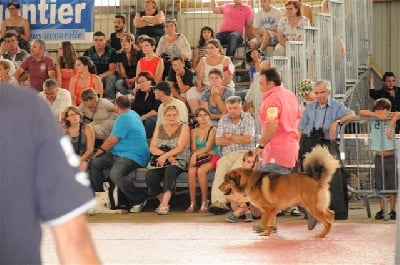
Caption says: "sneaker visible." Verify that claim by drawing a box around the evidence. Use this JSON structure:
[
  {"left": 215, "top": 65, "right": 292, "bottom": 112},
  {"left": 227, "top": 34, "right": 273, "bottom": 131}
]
[
  {"left": 389, "top": 211, "right": 396, "bottom": 220},
  {"left": 130, "top": 200, "right": 147, "bottom": 213},
  {"left": 225, "top": 213, "right": 238, "bottom": 223},
  {"left": 290, "top": 207, "right": 302, "bottom": 216},
  {"left": 306, "top": 211, "right": 318, "bottom": 230},
  {"left": 245, "top": 213, "right": 254, "bottom": 222},
  {"left": 276, "top": 210, "right": 285, "bottom": 217},
  {"left": 375, "top": 209, "right": 384, "bottom": 220},
  {"left": 208, "top": 201, "right": 230, "bottom": 215}
]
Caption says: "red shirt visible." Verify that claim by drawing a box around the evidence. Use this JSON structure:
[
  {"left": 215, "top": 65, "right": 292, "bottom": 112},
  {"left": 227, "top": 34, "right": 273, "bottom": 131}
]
[
  {"left": 20, "top": 55, "right": 55, "bottom": 92},
  {"left": 258, "top": 86, "right": 302, "bottom": 168}
]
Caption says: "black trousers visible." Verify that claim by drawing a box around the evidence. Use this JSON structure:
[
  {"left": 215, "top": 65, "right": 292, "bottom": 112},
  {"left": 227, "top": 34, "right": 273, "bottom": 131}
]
[{"left": 299, "top": 135, "right": 349, "bottom": 220}]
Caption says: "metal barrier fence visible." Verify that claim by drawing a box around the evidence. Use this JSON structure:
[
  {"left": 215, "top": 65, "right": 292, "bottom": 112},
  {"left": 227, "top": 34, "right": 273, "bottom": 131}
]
[{"left": 340, "top": 117, "right": 399, "bottom": 220}]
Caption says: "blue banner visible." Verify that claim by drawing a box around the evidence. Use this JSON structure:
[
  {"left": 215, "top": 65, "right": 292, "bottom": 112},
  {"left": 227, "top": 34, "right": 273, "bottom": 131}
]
[{"left": 1, "top": 0, "right": 94, "bottom": 40}]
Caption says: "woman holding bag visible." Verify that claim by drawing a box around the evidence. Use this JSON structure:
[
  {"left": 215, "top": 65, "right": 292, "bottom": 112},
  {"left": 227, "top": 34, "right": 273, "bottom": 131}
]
[
  {"left": 186, "top": 107, "right": 221, "bottom": 213},
  {"left": 145, "top": 105, "right": 191, "bottom": 215}
]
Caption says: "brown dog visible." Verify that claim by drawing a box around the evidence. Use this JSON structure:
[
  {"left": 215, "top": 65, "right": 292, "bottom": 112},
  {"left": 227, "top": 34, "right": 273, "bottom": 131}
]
[{"left": 219, "top": 145, "right": 340, "bottom": 238}]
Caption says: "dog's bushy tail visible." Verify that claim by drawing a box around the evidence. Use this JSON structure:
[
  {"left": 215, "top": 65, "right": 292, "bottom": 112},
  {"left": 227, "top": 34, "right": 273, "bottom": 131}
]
[{"left": 302, "top": 145, "right": 340, "bottom": 185}]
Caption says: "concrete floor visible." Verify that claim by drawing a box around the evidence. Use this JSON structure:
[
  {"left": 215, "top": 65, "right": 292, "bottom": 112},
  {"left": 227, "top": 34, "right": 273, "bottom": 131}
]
[{"left": 41, "top": 197, "right": 397, "bottom": 264}]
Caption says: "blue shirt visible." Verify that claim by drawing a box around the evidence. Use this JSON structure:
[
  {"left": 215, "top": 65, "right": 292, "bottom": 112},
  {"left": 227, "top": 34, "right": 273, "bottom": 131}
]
[
  {"left": 83, "top": 46, "right": 118, "bottom": 75},
  {"left": 369, "top": 119, "right": 396, "bottom": 151},
  {"left": 111, "top": 110, "right": 150, "bottom": 166},
  {"left": 299, "top": 98, "right": 352, "bottom": 139},
  {"left": 200, "top": 86, "right": 234, "bottom": 115}
]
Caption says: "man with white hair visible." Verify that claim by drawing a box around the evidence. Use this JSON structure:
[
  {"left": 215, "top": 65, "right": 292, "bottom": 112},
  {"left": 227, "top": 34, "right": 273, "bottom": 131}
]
[{"left": 39, "top": 79, "right": 71, "bottom": 121}]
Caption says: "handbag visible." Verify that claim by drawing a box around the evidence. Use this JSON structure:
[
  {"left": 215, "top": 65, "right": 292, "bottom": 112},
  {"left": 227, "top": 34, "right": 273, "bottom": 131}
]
[
  {"left": 149, "top": 145, "right": 171, "bottom": 167},
  {"left": 195, "top": 153, "right": 212, "bottom": 167},
  {"left": 194, "top": 126, "right": 214, "bottom": 167}
]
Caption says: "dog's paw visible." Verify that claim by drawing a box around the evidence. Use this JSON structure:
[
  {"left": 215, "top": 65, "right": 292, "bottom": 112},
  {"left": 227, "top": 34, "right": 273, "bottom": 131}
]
[{"left": 315, "top": 232, "right": 326, "bottom": 238}]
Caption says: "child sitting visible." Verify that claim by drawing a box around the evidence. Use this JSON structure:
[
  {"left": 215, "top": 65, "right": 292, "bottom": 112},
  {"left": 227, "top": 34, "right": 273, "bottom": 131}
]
[{"left": 224, "top": 150, "right": 262, "bottom": 223}]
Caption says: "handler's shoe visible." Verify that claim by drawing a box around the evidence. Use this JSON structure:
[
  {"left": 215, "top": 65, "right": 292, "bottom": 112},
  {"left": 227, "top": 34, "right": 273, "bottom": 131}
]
[{"left": 306, "top": 211, "right": 318, "bottom": 230}]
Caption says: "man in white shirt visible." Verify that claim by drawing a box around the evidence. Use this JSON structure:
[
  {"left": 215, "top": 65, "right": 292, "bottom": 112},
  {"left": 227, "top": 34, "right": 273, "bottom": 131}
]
[
  {"left": 248, "top": 0, "right": 281, "bottom": 51},
  {"left": 39, "top": 79, "right": 71, "bottom": 121},
  {"left": 154, "top": 81, "right": 188, "bottom": 126}
]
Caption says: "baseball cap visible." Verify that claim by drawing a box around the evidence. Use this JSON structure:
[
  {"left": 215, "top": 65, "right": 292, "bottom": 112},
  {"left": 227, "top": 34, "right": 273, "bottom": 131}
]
[{"left": 153, "top": 81, "right": 171, "bottom": 94}]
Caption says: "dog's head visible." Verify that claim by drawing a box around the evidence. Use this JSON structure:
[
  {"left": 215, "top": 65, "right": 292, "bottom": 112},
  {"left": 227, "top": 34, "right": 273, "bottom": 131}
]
[
  {"left": 219, "top": 168, "right": 252, "bottom": 195},
  {"left": 95, "top": 192, "right": 110, "bottom": 207}
]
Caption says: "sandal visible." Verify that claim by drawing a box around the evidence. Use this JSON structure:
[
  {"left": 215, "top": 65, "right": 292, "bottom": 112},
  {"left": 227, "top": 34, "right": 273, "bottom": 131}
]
[
  {"left": 158, "top": 206, "right": 170, "bottom": 215},
  {"left": 186, "top": 202, "right": 196, "bottom": 213},
  {"left": 198, "top": 200, "right": 210, "bottom": 213}
]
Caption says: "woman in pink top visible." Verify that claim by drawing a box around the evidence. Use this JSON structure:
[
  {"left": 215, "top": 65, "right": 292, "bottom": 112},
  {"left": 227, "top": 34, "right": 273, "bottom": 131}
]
[
  {"left": 136, "top": 36, "right": 164, "bottom": 82},
  {"left": 56, "top": 41, "right": 77, "bottom": 90}
]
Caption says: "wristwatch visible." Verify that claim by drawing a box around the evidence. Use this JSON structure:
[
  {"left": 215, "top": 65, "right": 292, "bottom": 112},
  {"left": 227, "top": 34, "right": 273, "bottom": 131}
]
[{"left": 256, "top": 144, "right": 264, "bottom": 149}]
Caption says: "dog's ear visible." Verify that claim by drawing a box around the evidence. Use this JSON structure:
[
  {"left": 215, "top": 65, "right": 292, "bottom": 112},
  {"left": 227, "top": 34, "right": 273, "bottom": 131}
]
[{"left": 232, "top": 171, "right": 241, "bottom": 188}]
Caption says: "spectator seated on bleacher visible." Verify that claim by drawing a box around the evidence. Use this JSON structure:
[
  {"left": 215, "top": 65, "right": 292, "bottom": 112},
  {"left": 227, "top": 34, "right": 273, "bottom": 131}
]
[
  {"left": 199, "top": 68, "right": 234, "bottom": 127},
  {"left": 145, "top": 105, "right": 191, "bottom": 215},
  {"left": 154, "top": 81, "right": 188, "bottom": 127},
  {"left": 0, "top": 58, "right": 18, "bottom": 85},
  {"left": 155, "top": 18, "right": 192, "bottom": 80},
  {"left": 245, "top": 49, "right": 269, "bottom": 83},
  {"left": 248, "top": 0, "right": 281, "bottom": 54},
  {"left": 1, "top": 33, "right": 29, "bottom": 77},
  {"left": 108, "top": 14, "right": 127, "bottom": 52},
  {"left": 78, "top": 88, "right": 117, "bottom": 149},
  {"left": 273, "top": 0, "right": 310, "bottom": 57},
  {"left": 14, "top": 39, "right": 56, "bottom": 92},
  {"left": 186, "top": 39, "right": 234, "bottom": 114},
  {"left": 39, "top": 79, "right": 71, "bottom": 121},
  {"left": 192, "top": 26, "right": 215, "bottom": 73},
  {"left": 56, "top": 41, "right": 77, "bottom": 91},
  {"left": 83, "top": 31, "right": 118, "bottom": 100},
  {"left": 133, "top": 0, "right": 165, "bottom": 45},
  {"left": 115, "top": 33, "right": 142, "bottom": 96},
  {"left": 69, "top": 56, "right": 103, "bottom": 106},
  {"left": 136, "top": 36, "right": 164, "bottom": 82},
  {"left": 186, "top": 107, "right": 221, "bottom": 213},
  {"left": 210, "top": 0, "right": 253, "bottom": 60},
  {"left": 131, "top": 72, "right": 161, "bottom": 139},
  {"left": 167, "top": 56, "right": 194, "bottom": 106},
  {"left": 208, "top": 96, "right": 255, "bottom": 215},
  {"left": 89, "top": 96, "right": 150, "bottom": 213},
  {"left": 61, "top": 105, "right": 95, "bottom": 172},
  {"left": 0, "top": 2, "right": 31, "bottom": 52}
]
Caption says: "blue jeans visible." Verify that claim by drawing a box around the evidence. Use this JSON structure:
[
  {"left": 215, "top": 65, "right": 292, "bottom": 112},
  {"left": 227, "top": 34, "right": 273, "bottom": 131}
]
[
  {"left": 216, "top": 31, "right": 243, "bottom": 57},
  {"left": 144, "top": 116, "right": 157, "bottom": 139},
  {"left": 260, "top": 163, "right": 292, "bottom": 175},
  {"left": 103, "top": 74, "right": 117, "bottom": 99},
  {"left": 89, "top": 152, "right": 146, "bottom": 205},
  {"left": 114, "top": 78, "right": 131, "bottom": 96}
]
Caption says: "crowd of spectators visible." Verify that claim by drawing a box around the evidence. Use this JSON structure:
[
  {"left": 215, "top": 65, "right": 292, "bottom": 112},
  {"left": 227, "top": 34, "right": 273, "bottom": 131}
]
[{"left": 0, "top": 0, "right": 396, "bottom": 220}]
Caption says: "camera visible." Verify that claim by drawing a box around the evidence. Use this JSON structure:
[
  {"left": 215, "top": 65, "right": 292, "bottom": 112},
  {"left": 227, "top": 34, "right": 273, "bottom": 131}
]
[
  {"left": 309, "top": 127, "right": 325, "bottom": 138},
  {"left": 160, "top": 53, "right": 171, "bottom": 61}
]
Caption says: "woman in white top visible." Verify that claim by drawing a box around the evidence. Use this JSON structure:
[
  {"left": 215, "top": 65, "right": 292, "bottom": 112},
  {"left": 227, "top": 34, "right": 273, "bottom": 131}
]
[
  {"left": 0, "top": 59, "right": 17, "bottom": 85},
  {"left": 186, "top": 39, "right": 234, "bottom": 114},
  {"left": 156, "top": 18, "right": 192, "bottom": 80},
  {"left": 273, "top": 0, "right": 310, "bottom": 56}
]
